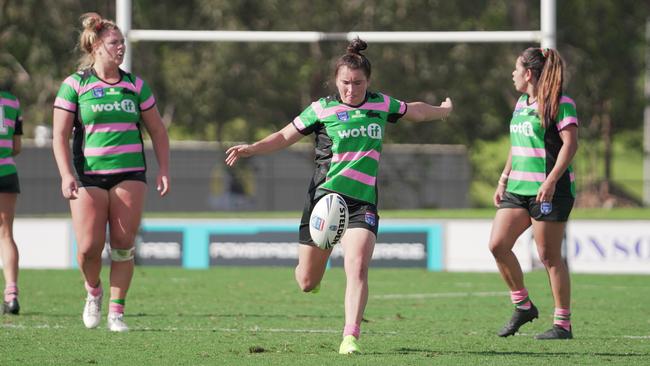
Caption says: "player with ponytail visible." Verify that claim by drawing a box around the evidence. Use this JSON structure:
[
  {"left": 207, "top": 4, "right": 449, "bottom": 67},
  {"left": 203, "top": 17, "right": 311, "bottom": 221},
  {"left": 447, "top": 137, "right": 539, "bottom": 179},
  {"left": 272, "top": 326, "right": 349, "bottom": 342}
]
[{"left": 489, "top": 47, "right": 578, "bottom": 340}]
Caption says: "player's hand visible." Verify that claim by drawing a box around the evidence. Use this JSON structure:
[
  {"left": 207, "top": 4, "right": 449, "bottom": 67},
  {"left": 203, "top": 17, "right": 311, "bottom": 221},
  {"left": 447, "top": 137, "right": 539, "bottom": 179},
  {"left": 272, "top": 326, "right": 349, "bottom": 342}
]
[
  {"left": 156, "top": 173, "right": 170, "bottom": 197},
  {"left": 493, "top": 183, "right": 506, "bottom": 207},
  {"left": 536, "top": 179, "right": 556, "bottom": 203},
  {"left": 440, "top": 97, "right": 453, "bottom": 119},
  {"left": 61, "top": 174, "right": 78, "bottom": 200},
  {"left": 225, "top": 144, "right": 254, "bottom": 167}
]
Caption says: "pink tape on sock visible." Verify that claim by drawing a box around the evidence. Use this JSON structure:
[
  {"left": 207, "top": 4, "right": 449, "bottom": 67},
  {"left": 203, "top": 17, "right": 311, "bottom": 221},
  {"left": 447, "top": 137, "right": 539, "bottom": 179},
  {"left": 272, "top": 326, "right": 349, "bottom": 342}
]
[
  {"left": 343, "top": 324, "right": 360, "bottom": 339},
  {"left": 554, "top": 308, "right": 571, "bottom": 331},
  {"left": 510, "top": 288, "right": 528, "bottom": 303},
  {"left": 510, "top": 288, "right": 531, "bottom": 309},
  {"left": 84, "top": 281, "right": 102, "bottom": 297},
  {"left": 109, "top": 303, "right": 125, "bottom": 314},
  {"left": 4, "top": 284, "right": 18, "bottom": 302}
]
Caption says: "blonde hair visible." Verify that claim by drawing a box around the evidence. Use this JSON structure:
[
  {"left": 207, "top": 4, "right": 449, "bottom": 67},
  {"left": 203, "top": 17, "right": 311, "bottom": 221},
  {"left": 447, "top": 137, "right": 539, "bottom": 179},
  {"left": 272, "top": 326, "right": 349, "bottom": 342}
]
[{"left": 77, "top": 12, "right": 120, "bottom": 70}]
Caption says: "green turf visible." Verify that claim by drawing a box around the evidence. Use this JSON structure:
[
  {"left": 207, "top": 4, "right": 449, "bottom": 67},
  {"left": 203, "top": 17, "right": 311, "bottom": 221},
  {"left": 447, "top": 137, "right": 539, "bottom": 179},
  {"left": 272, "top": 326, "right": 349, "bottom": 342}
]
[{"left": 1, "top": 268, "right": 648, "bottom": 365}]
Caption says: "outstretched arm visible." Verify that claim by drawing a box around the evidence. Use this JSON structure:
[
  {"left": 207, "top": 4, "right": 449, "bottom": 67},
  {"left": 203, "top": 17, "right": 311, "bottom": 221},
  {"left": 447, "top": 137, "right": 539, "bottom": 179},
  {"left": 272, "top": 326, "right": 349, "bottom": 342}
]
[
  {"left": 225, "top": 122, "right": 304, "bottom": 167},
  {"left": 403, "top": 97, "right": 453, "bottom": 122}
]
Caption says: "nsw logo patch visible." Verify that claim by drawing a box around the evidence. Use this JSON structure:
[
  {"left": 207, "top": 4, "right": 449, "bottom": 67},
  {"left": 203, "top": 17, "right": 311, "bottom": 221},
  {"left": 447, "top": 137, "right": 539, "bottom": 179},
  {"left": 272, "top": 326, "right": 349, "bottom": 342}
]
[
  {"left": 92, "top": 87, "right": 105, "bottom": 98},
  {"left": 336, "top": 111, "right": 349, "bottom": 121},
  {"left": 364, "top": 211, "right": 376, "bottom": 227}
]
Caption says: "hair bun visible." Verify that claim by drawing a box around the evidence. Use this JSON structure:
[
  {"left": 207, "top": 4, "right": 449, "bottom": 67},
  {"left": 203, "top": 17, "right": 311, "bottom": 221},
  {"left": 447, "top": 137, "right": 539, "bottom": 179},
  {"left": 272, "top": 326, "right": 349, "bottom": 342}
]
[
  {"left": 81, "top": 12, "right": 102, "bottom": 31},
  {"left": 346, "top": 37, "right": 368, "bottom": 54}
]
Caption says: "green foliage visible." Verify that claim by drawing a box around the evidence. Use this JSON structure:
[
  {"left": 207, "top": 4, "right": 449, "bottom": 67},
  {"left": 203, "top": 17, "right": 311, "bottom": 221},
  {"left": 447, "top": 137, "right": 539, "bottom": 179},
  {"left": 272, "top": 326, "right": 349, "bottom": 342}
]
[
  {"left": 471, "top": 132, "right": 645, "bottom": 208},
  {"left": 3, "top": 0, "right": 648, "bottom": 144},
  {"left": 468, "top": 135, "right": 510, "bottom": 207},
  {"left": 1, "top": 268, "right": 649, "bottom": 365}
]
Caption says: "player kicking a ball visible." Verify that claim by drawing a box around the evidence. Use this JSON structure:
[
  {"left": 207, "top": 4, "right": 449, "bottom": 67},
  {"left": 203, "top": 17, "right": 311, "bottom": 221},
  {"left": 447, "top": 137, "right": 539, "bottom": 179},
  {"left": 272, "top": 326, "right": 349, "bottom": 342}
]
[{"left": 226, "top": 37, "right": 452, "bottom": 354}]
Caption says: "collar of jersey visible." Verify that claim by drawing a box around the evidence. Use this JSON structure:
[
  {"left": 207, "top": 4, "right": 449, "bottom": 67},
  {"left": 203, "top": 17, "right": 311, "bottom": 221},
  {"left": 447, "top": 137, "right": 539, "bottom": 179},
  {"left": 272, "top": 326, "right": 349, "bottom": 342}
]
[
  {"left": 336, "top": 92, "right": 369, "bottom": 108},
  {"left": 90, "top": 67, "right": 125, "bottom": 86}
]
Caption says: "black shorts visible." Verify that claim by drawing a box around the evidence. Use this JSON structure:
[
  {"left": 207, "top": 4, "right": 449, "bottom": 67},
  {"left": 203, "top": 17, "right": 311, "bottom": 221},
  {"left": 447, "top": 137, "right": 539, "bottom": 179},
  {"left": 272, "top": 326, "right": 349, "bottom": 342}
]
[
  {"left": 78, "top": 171, "right": 147, "bottom": 191},
  {"left": 499, "top": 191, "right": 574, "bottom": 222},
  {"left": 299, "top": 190, "right": 379, "bottom": 245},
  {"left": 0, "top": 173, "right": 20, "bottom": 193}
]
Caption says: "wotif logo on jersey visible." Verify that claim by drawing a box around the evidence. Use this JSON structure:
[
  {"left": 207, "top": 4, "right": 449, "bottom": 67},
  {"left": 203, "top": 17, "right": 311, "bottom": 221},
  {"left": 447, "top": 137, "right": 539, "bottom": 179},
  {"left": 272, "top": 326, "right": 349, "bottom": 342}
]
[
  {"left": 510, "top": 121, "right": 534, "bottom": 137},
  {"left": 337, "top": 123, "right": 382, "bottom": 139},
  {"left": 90, "top": 100, "right": 137, "bottom": 114}
]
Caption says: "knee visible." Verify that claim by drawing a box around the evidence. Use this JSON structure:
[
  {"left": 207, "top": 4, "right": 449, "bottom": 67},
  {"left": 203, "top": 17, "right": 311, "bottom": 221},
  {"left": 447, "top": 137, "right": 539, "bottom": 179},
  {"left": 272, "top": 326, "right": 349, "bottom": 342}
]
[
  {"left": 345, "top": 258, "right": 369, "bottom": 281},
  {"left": 295, "top": 274, "right": 318, "bottom": 292},
  {"left": 537, "top": 249, "right": 562, "bottom": 268},
  {"left": 77, "top": 244, "right": 103, "bottom": 262},
  {"left": 489, "top": 240, "right": 509, "bottom": 258}
]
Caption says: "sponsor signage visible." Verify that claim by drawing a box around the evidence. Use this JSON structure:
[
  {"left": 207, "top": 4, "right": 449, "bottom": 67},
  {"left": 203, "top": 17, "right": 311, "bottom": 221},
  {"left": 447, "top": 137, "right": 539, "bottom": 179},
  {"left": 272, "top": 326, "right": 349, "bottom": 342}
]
[
  {"left": 567, "top": 222, "right": 650, "bottom": 274},
  {"left": 136, "top": 230, "right": 183, "bottom": 266},
  {"left": 445, "top": 220, "right": 533, "bottom": 272},
  {"left": 328, "top": 232, "right": 429, "bottom": 268},
  {"left": 206, "top": 221, "right": 441, "bottom": 269},
  {"left": 12, "top": 219, "right": 70, "bottom": 269},
  {"left": 209, "top": 231, "right": 298, "bottom": 266}
]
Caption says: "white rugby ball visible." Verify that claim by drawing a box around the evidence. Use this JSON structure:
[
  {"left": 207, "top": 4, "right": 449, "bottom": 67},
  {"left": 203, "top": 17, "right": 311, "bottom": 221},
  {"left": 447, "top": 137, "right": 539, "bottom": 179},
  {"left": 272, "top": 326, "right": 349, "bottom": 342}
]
[{"left": 309, "top": 193, "right": 349, "bottom": 249}]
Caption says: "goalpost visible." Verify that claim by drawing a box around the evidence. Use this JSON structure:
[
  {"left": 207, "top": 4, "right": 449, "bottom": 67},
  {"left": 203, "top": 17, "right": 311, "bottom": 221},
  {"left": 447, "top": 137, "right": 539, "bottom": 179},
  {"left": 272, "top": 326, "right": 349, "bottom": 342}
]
[
  {"left": 114, "top": 0, "right": 567, "bottom": 265},
  {"left": 115, "top": 0, "right": 556, "bottom": 72}
]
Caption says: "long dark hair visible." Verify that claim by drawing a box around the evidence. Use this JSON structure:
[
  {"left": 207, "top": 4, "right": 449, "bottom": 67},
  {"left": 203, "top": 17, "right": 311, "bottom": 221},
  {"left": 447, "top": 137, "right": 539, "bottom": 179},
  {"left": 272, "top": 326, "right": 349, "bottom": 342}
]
[
  {"left": 520, "top": 47, "right": 565, "bottom": 128},
  {"left": 334, "top": 37, "right": 371, "bottom": 79}
]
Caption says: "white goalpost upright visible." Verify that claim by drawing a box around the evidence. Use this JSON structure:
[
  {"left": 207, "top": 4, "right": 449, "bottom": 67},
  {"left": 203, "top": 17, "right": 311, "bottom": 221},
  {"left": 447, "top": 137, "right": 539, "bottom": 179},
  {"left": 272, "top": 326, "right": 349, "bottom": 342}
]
[{"left": 116, "top": 0, "right": 556, "bottom": 72}]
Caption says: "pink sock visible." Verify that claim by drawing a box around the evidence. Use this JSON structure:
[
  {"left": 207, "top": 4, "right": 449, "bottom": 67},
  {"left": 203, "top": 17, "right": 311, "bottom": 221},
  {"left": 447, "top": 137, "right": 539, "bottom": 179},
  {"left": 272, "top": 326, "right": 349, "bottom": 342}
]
[
  {"left": 554, "top": 308, "right": 571, "bottom": 331},
  {"left": 510, "top": 288, "right": 531, "bottom": 310},
  {"left": 84, "top": 281, "right": 102, "bottom": 297},
  {"left": 4, "top": 282, "right": 18, "bottom": 302},
  {"left": 109, "top": 302, "right": 125, "bottom": 314},
  {"left": 343, "top": 324, "right": 360, "bottom": 339}
]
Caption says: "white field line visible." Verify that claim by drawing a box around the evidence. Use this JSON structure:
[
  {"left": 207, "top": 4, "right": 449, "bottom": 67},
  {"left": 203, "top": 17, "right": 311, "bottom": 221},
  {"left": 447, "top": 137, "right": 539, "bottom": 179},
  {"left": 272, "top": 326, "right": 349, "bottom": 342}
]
[
  {"left": 1, "top": 323, "right": 647, "bottom": 339},
  {"left": 372, "top": 291, "right": 509, "bottom": 300},
  {"left": 0, "top": 323, "right": 396, "bottom": 335}
]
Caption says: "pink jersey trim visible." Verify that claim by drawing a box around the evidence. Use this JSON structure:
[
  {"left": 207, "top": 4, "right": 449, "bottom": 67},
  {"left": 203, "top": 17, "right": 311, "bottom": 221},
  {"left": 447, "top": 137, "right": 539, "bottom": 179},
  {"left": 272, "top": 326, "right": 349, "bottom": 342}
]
[
  {"left": 0, "top": 140, "right": 13, "bottom": 148},
  {"left": 79, "top": 81, "right": 139, "bottom": 96},
  {"left": 54, "top": 97, "right": 77, "bottom": 112},
  {"left": 511, "top": 146, "right": 546, "bottom": 158},
  {"left": 0, "top": 157, "right": 15, "bottom": 165},
  {"left": 63, "top": 76, "right": 80, "bottom": 92},
  {"left": 340, "top": 168, "right": 376, "bottom": 186},
  {"left": 360, "top": 94, "right": 390, "bottom": 113},
  {"left": 510, "top": 170, "right": 575, "bottom": 183},
  {"left": 560, "top": 96, "right": 576, "bottom": 108},
  {"left": 332, "top": 149, "right": 381, "bottom": 163},
  {"left": 0, "top": 98, "right": 20, "bottom": 109},
  {"left": 85, "top": 123, "right": 138, "bottom": 134},
  {"left": 292, "top": 116, "right": 306, "bottom": 131},
  {"left": 556, "top": 116, "right": 578, "bottom": 131},
  {"left": 85, "top": 167, "right": 145, "bottom": 175},
  {"left": 135, "top": 77, "right": 144, "bottom": 94},
  {"left": 140, "top": 95, "right": 155, "bottom": 110},
  {"left": 313, "top": 94, "right": 392, "bottom": 120},
  {"left": 84, "top": 143, "right": 142, "bottom": 157},
  {"left": 3, "top": 119, "right": 15, "bottom": 128},
  {"left": 509, "top": 170, "right": 546, "bottom": 183},
  {"left": 398, "top": 101, "right": 407, "bottom": 114}
]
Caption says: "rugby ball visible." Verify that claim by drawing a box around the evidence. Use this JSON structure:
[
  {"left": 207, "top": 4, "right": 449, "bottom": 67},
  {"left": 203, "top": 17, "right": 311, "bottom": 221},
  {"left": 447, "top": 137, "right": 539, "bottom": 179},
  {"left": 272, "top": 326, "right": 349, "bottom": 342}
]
[{"left": 309, "top": 193, "right": 349, "bottom": 249}]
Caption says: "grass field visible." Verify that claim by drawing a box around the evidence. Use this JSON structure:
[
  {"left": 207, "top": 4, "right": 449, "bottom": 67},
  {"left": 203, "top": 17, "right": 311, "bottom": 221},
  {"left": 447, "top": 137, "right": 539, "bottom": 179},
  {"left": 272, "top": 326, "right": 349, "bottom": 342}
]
[{"left": 1, "top": 267, "right": 648, "bottom": 365}]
